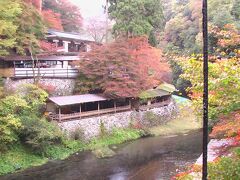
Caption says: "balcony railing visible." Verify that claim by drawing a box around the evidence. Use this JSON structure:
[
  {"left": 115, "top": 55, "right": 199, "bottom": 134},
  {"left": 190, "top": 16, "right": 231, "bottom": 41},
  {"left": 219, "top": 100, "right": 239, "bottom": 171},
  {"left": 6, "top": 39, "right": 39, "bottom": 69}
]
[
  {"left": 14, "top": 67, "right": 79, "bottom": 78},
  {"left": 49, "top": 105, "right": 131, "bottom": 122}
]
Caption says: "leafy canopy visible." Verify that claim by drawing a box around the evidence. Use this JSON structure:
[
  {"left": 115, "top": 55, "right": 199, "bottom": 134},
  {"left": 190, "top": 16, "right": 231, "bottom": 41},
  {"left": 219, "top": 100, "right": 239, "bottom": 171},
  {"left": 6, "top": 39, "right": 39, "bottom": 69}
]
[
  {"left": 74, "top": 36, "right": 170, "bottom": 98},
  {"left": 0, "top": 0, "right": 22, "bottom": 55},
  {"left": 179, "top": 56, "right": 240, "bottom": 123},
  {"left": 43, "top": 0, "right": 83, "bottom": 32},
  {"left": 0, "top": 0, "right": 46, "bottom": 55},
  {"left": 108, "top": 0, "right": 165, "bottom": 40}
]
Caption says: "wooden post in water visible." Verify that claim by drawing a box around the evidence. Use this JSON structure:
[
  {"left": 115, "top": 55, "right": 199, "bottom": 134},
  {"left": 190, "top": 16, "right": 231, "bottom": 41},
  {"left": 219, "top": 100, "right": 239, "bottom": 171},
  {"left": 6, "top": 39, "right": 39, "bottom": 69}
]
[{"left": 202, "top": 0, "right": 209, "bottom": 179}]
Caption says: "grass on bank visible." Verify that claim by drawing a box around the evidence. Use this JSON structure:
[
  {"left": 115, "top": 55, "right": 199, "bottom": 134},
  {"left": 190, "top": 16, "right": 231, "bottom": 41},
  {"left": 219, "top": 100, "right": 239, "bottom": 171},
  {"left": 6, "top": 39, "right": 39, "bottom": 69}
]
[
  {"left": 149, "top": 104, "right": 201, "bottom": 136},
  {"left": 0, "top": 128, "right": 143, "bottom": 176}
]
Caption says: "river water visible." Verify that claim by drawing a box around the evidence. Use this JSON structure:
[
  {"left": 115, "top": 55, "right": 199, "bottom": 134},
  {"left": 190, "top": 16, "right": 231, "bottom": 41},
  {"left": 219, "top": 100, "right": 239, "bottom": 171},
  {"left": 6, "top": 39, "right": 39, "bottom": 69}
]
[{"left": 1, "top": 130, "right": 202, "bottom": 180}]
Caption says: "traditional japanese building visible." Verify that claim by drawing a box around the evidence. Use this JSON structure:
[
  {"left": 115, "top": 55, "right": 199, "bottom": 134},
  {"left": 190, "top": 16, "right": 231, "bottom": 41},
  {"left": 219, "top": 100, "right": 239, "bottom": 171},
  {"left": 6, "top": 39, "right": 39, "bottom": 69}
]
[
  {"left": 46, "top": 83, "right": 175, "bottom": 121},
  {"left": 0, "top": 30, "right": 96, "bottom": 79}
]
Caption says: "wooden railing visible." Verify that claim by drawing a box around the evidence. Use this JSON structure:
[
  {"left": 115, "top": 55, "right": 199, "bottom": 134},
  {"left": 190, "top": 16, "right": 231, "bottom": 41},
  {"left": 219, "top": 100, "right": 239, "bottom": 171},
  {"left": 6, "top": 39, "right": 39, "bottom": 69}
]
[
  {"left": 14, "top": 67, "right": 79, "bottom": 78},
  {"left": 49, "top": 105, "right": 131, "bottom": 122}
]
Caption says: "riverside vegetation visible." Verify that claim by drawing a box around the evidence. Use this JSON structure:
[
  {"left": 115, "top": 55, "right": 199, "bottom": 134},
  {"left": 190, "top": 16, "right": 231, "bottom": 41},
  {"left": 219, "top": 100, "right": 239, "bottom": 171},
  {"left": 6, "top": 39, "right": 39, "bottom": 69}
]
[
  {"left": 0, "top": 83, "right": 144, "bottom": 176},
  {"left": 0, "top": 82, "right": 199, "bottom": 176}
]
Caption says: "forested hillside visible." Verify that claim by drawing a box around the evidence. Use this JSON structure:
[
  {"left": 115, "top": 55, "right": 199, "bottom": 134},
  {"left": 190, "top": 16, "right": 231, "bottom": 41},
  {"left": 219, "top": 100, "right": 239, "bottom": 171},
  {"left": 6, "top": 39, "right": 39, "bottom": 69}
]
[{"left": 161, "top": 0, "right": 240, "bottom": 54}]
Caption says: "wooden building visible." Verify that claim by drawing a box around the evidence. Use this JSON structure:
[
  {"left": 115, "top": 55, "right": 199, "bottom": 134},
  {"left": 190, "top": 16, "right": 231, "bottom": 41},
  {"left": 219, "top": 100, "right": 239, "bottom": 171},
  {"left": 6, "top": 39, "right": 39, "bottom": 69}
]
[
  {"left": 47, "top": 94, "right": 131, "bottom": 121},
  {"left": 46, "top": 85, "right": 174, "bottom": 122},
  {"left": 0, "top": 55, "right": 79, "bottom": 78},
  {"left": 0, "top": 30, "right": 96, "bottom": 79}
]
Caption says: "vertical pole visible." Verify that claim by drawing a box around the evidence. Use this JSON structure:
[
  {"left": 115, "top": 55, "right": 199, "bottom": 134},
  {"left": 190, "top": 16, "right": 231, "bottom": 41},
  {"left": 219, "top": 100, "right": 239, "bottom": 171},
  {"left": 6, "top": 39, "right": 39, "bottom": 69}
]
[
  {"left": 58, "top": 107, "right": 61, "bottom": 122},
  {"left": 98, "top": 102, "right": 100, "bottom": 115},
  {"left": 80, "top": 104, "right": 81, "bottom": 119},
  {"left": 202, "top": 0, "right": 208, "bottom": 179},
  {"left": 114, "top": 101, "right": 116, "bottom": 113},
  {"left": 13, "top": 61, "right": 16, "bottom": 77}
]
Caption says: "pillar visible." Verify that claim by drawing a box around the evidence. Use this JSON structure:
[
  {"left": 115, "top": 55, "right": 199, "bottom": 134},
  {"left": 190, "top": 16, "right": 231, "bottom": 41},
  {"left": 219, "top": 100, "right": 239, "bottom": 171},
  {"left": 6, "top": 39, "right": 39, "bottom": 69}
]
[
  {"left": 63, "top": 41, "right": 70, "bottom": 52},
  {"left": 58, "top": 107, "right": 61, "bottom": 122},
  {"left": 114, "top": 101, "right": 116, "bottom": 113}
]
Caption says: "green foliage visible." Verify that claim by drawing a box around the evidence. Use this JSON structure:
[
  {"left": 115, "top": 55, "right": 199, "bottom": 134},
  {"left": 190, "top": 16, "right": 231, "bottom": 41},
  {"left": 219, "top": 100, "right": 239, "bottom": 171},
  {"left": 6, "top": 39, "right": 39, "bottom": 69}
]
[
  {"left": 180, "top": 56, "right": 240, "bottom": 122},
  {"left": 15, "top": 1, "right": 46, "bottom": 55},
  {"left": 69, "top": 127, "right": 85, "bottom": 141},
  {"left": 169, "top": 59, "right": 191, "bottom": 96},
  {"left": 19, "top": 116, "right": 64, "bottom": 153},
  {"left": 162, "top": 0, "right": 240, "bottom": 54},
  {"left": 208, "top": 156, "right": 240, "bottom": 179},
  {"left": 0, "top": 95, "right": 29, "bottom": 116},
  {"left": 0, "top": 141, "right": 84, "bottom": 175},
  {"left": 0, "top": 0, "right": 22, "bottom": 55},
  {"left": 17, "top": 84, "right": 48, "bottom": 115},
  {"left": 0, "top": 144, "right": 48, "bottom": 175},
  {"left": 0, "top": 115, "right": 22, "bottom": 150},
  {"left": 0, "top": 0, "right": 45, "bottom": 55},
  {"left": 0, "top": 77, "right": 3, "bottom": 98},
  {"left": 108, "top": 0, "right": 165, "bottom": 39},
  {"left": 87, "top": 128, "right": 143, "bottom": 150},
  {"left": 100, "top": 120, "right": 108, "bottom": 137}
]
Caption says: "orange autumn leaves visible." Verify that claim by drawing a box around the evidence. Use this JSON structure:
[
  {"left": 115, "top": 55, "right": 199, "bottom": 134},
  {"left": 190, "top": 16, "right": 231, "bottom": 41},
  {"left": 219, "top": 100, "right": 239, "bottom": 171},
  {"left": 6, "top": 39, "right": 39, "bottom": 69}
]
[
  {"left": 210, "top": 110, "right": 240, "bottom": 139},
  {"left": 75, "top": 36, "right": 171, "bottom": 97}
]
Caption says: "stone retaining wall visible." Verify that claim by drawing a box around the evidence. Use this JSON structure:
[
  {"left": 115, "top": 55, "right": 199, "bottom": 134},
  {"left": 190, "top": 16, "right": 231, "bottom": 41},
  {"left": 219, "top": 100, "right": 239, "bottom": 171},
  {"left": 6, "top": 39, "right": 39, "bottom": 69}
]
[
  {"left": 59, "top": 101, "right": 178, "bottom": 140},
  {"left": 4, "top": 78, "right": 75, "bottom": 96}
]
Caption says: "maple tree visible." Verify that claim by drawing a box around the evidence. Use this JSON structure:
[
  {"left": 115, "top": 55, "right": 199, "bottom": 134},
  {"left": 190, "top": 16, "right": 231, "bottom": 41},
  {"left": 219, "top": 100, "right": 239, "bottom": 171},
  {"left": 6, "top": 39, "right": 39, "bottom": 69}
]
[
  {"left": 209, "top": 24, "right": 240, "bottom": 54},
  {"left": 42, "top": 9, "right": 63, "bottom": 31},
  {"left": 210, "top": 110, "right": 240, "bottom": 139},
  {"left": 74, "top": 36, "right": 170, "bottom": 98},
  {"left": 25, "top": 0, "right": 42, "bottom": 10},
  {"left": 43, "top": 0, "right": 83, "bottom": 32}
]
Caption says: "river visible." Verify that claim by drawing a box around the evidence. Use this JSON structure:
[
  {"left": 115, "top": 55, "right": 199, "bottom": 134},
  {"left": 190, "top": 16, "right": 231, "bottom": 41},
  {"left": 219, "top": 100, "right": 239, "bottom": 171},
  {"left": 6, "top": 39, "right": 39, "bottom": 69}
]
[{"left": 1, "top": 130, "right": 202, "bottom": 180}]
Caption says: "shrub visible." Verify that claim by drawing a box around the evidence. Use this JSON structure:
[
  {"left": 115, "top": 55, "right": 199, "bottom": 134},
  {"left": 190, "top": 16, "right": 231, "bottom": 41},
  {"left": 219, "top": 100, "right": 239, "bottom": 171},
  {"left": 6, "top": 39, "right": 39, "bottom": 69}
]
[
  {"left": 208, "top": 157, "right": 240, "bottom": 179},
  {"left": 17, "top": 84, "right": 48, "bottom": 116},
  {"left": 0, "top": 95, "right": 29, "bottom": 116},
  {"left": 210, "top": 110, "right": 240, "bottom": 139},
  {"left": 19, "top": 115, "right": 64, "bottom": 153},
  {"left": 0, "top": 115, "right": 22, "bottom": 150},
  {"left": 70, "top": 127, "right": 85, "bottom": 141},
  {"left": 100, "top": 120, "right": 107, "bottom": 137}
]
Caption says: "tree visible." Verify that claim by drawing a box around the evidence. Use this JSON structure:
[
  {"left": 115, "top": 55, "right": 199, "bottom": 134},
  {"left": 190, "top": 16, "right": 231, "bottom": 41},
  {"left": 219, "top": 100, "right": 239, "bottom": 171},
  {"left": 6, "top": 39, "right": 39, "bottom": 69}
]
[
  {"left": 180, "top": 56, "right": 240, "bottom": 122},
  {"left": 108, "top": 0, "right": 165, "bottom": 40},
  {"left": 42, "top": 9, "right": 63, "bottom": 31},
  {"left": 43, "top": 0, "right": 83, "bottom": 32},
  {"left": 74, "top": 36, "right": 170, "bottom": 98},
  {"left": 24, "top": 0, "right": 42, "bottom": 11},
  {"left": 0, "top": 0, "right": 22, "bottom": 55},
  {"left": 161, "top": 0, "right": 240, "bottom": 55},
  {"left": 86, "top": 18, "right": 109, "bottom": 43},
  {"left": 209, "top": 24, "right": 240, "bottom": 54},
  {"left": 15, "top": 1, "right": 46, "bottom": 55},
  {"left": 0, "top": 0, "right": 46, "bottom": 56}
]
